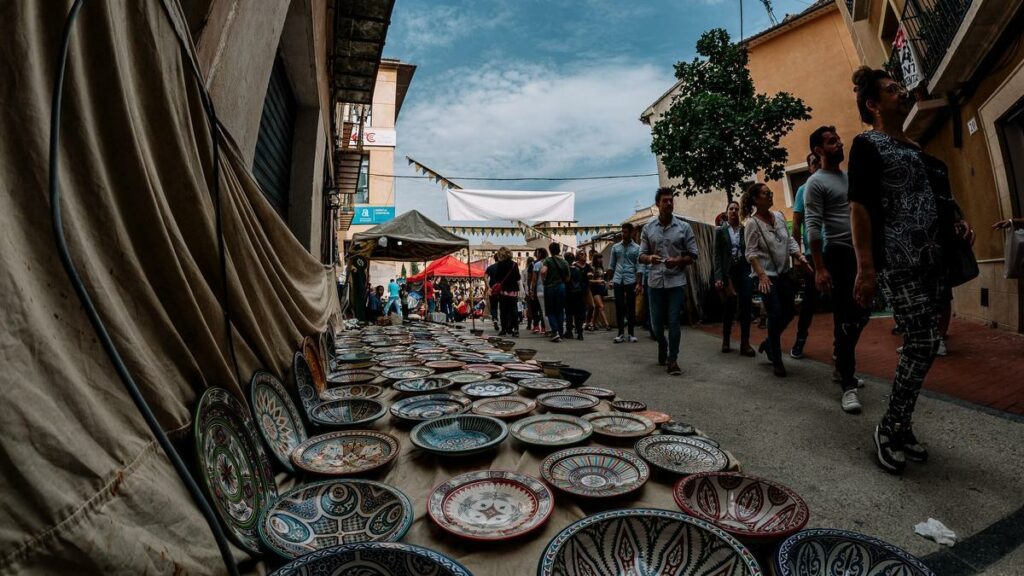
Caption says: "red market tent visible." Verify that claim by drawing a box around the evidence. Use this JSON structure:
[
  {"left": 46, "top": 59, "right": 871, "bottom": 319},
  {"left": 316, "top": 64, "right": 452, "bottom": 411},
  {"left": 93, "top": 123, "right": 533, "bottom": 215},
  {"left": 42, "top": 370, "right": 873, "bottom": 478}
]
[{"left": 406, "top": 255, "right": 486, "bottom": 282}]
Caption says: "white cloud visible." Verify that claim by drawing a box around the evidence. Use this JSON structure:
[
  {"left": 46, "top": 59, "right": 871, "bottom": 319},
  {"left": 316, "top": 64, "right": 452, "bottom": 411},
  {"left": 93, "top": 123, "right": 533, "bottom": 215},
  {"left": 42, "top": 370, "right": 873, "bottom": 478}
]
[{"left": 394, "top": 1, "right": 513, "bottom": 52}]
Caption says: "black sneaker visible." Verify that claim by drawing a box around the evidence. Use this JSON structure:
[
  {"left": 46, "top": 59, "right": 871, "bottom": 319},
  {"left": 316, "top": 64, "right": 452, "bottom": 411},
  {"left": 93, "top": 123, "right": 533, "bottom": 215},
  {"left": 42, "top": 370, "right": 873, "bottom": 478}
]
[
  {"left": 874, "top": 424, "right": 906, "bottom": 474},
  {"left": 790, "top": 339, "right": 806, "bottom": 359},
  {"left": 667, "top": 361, "right": 682, "bottom": 376},
  {"left": 901, "top": 426, "right": 928, "bottom": 463},
  {"left": 576, "top": 333, "right": 584, "bottom": 340}
]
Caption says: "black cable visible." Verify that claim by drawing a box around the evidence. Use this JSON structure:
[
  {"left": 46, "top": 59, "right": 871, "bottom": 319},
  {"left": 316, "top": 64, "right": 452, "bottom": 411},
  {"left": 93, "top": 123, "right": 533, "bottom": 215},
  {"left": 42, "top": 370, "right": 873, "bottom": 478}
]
[{"left": 48, "top": 2, "right": 240, "bottom": 575}]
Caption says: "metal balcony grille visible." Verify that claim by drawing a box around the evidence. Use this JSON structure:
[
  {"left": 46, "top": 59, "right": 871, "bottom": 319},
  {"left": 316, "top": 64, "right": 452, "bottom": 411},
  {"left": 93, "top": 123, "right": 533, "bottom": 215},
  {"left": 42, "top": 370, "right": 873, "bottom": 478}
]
[{"left": 899, "top": 0, "right": 973, "bottom": 86}]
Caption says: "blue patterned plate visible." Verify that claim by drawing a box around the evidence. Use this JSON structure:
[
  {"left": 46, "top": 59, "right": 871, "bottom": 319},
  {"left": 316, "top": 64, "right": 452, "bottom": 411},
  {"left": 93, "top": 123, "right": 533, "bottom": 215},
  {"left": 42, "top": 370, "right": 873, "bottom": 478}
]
[
  {"left": 194, "top": 387, "right": 278, "bottom": 555},
  {"left": 250, "top": 370, "right": 307, "bottom": 473},
  {"left": 460, "top": 380, "right": 519, "bottom": 398},
  {"left": 518, "top": 378, "right": 571, "bottom": 393},
  {"left": 444, "top": 370, "right": 492, "bottom": 384},
  {"left": 258, "top": 479, "right": 414, "bottom": 559},
  {"left": 309, "top": 398, "right": 387, "bottom": 428},
  {"left": 537, "top": 508, "right": 761, "bottom": 576},
  {"left": 775, "top": 528, "right": 934, "bottom": 576},
  {"left": 269, "top": 542, "right": 473, "bottom": 576},
  {"left": 392, "top": 376, "right": 457, "bottom": 394},
  {"left": 540, "top": 447, "right": 649, "bottom": 499},
  {"left": 536, "top": 391, "right": 600, "bottom": 414},
  {"left": 410, "top": 415, "right": 508, "bottom": 456},
  {"left": 390, "top": 393, "right": 472, "bottom": 423}
]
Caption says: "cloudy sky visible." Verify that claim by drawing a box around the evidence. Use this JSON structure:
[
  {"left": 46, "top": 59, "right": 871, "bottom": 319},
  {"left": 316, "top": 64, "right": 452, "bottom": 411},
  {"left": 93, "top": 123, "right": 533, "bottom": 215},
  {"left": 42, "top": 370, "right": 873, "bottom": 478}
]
[{"left": 383, "top": 0, "right": 817, "bottom": 238}]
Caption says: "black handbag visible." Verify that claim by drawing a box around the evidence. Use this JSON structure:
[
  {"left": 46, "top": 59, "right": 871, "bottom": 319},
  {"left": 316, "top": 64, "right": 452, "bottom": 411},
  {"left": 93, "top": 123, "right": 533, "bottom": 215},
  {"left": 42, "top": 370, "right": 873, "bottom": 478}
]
[{"left": 925, "top": 158, "right": 978, "bottom": 287}]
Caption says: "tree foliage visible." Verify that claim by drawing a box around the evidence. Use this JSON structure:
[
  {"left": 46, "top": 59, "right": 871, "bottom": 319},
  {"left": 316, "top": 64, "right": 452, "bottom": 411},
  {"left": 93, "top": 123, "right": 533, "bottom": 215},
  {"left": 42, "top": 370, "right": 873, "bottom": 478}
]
[
  {"left": 411, "top": 262, "right": 420, "bottom": 274},
  {"left": 401, "top": 264, "right": 408, "bottom": 278},
  {"left": 649, "top": 28, "right": 811, "bottom": 200}
]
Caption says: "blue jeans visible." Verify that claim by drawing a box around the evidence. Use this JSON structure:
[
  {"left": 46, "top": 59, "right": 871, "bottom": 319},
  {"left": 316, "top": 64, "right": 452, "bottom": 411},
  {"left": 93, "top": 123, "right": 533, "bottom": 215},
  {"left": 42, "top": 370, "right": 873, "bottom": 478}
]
[
  {"left": 384, "top": 298, "right": 402, "bottom": 319},
  {"left": 544, "top": 283, "right": 566, "bottom": 338},
  {"left": 649, "top": 285, "right": 684, "bottom": 362},
  {"left": 428, "top": 300, "right": 436, "bottom": 315}
]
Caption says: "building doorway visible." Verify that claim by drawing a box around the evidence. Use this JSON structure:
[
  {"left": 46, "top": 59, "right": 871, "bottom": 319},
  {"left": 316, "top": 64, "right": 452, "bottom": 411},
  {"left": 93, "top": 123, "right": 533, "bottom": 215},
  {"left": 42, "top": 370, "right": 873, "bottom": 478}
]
[{"left": 996, "top": 96, "right": 1024, "bottom": 332}]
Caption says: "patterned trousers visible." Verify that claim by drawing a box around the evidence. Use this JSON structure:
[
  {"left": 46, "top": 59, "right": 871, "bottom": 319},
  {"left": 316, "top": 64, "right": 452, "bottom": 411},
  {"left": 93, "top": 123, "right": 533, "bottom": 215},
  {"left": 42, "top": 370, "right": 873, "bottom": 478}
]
[{"left": 878, "top": 268, "right": 944, "bottom": 429}]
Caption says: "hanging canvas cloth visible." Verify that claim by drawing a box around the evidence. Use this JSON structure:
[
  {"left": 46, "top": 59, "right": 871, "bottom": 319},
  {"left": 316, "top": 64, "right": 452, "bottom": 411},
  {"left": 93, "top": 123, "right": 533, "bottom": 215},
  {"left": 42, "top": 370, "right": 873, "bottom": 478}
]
[{"left": 446, "top": 189, "right": 575, "bottom": 221}]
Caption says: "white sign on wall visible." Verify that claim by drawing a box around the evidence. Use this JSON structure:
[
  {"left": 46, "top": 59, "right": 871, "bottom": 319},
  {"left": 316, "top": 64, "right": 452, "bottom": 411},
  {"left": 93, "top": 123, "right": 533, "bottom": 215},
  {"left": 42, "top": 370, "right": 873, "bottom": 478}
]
[
  {"left": 893, "top": 26, "right": 922, "bottom": 90},
  {"left": 349, "top": 127, "right": 397, "bottom": 147}
]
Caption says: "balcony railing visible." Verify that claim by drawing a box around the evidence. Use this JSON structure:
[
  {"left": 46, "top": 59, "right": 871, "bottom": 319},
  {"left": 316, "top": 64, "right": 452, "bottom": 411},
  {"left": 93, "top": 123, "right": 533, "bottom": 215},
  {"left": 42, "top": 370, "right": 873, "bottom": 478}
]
[{"left": 889, "top": 0, "right": 973, "bottom": 89}]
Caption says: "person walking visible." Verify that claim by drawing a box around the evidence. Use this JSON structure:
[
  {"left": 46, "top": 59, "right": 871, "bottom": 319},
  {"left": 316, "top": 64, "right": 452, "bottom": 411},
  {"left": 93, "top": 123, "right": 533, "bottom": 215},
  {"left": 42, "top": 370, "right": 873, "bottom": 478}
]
[
  {"left": 492, "top": 247, "right": 521, "bottom": 337},
  {"left": 439, "top": 278, "right": 454, "bottom": 321},
  {"left": 567, "top": 251, "right": 591, "bottom": 340},
  {"left": 424, "top": 276, "right": 437, "bottom": 318},
  {"left": 541, "top": 243, "right": 570, "bottom": 342},
  {"left": 848, "top": 66, "right": 974, "bottom": 473},
  {"left": 713, "top": 201, "right": 755, "bottom": 356},
  {"left": 589, "top": 253, "right": 611, "bottom": 330},
  {"left": 530, "top": 247, "right": 548, "bottom": 335},
  {"left": 384, "top": 278, "right": 402, "bottom": 320},
  {"left": 790, "top": 152, "right": 821, "bottom": 359},
  {"left": 805, "top": 125, "right": 870, "bottom": 414},
  {"left": 743, "top": 183, "right": 811, "bottom": 377},
  {"left": 485, "top": 255, "right": 500, "bottom": 331},
  {"left": 524, "top": 257, "right": 537, "bottom": 332},
  {"left": 609, "top": 222, "right": 641, "bottom": 343},
  {"left": 639, "top": 188, "right": 699, "bottom": 376}
]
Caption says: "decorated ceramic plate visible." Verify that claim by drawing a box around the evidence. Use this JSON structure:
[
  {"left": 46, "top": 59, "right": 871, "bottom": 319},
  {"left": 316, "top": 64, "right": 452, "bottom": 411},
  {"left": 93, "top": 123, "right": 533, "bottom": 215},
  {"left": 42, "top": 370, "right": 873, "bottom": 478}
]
[
  {"left": 410, "top": 415, "right": 508, "bottom": 456},
  {"left": 502, "top": 363, "right": 543, "bottom": 372},
  {"left": 374, "top": 352, "right": 414, "bottom": 362},
  {"left": 250, "top": 370, "right": 307, "bottom": 473},
  {"left": 290, "top": 430, "right": 400, "bottom": 476},
  {"left": 335, "top": 352, "right": 373, "bottom": 364},
  {"left": 258, "top": 479, "right": 413, "bottom": 559},
  {"left": 303, "top": 336, "right": 328, "bottom": 397},
  {"left": 427, "top": 470, "right": 554, "bottom": 541},
  {"left": 292, "top": 351, "right": 320, "bottom": 417},
  {"left": 484, "top": 354, "right": 519, "bottom": 364},
  {"left": 472, "top": 396, "right": 537, "bottom": 420},
  {"left": 583, "top": 411, "right": 656, "bottom": 439},
  {"left": 611, "top": 400, "right": 647, "bottom": 412},
  {"left": 775, "top": 529, "right": 934, "bottom": 576},
  {"left": 326, "top": 370, "right": 377, "bottom": 385},
  {"left": 577, "top": 386, "right": 615, "bottom": 400},
  {"left": 464, "top": 363, "right": 505, "bottom": 374},
  {"left": 309, "top": 398, "right": 387, "bottom": 428},
  {"left": 510, "top": 414, "right": 593, "bottom": 448},
  {"left": 634, "top": 435, "right": 728, "bottom": 476},
  {"left": 320, "top": 384, "right": 383, "bottom": 401},
  {"left": 445, "top": 370, "right": 491, "bottom": 384},
  {"left": 381, "top": 366, "right": 435, "bottom": 380},
  {"left": 536, "top": 391, "right": 600, "bottom": 414},
  {"left": 390, "top": 393, "right": 472, "bottom": 422},
  {"left": 380, "top": 358, "right": 426, "bottom": 368},
  {"left": 518, "top": 378, "right": 571, "bottom": 393},
  {"left": 673, "top": 472, "right": 809, "bottom": 541},
  {"left": 540, "top": 447, "right": 650, "bottom": 499},
  {"left": 195, "top": 387, "right": 278, "bottom": 554},
  {"left": 502, "top": 370, "right": 544, "bottom": 382},
  {"left": 634, "top": 410, "right": 671, "bottom": 424},
  {"left": 268, "top": 542, "right": 473, "bottom": 576},
  {"left": 425, "top": 360, "right": 465, "bottom": 372},
  {"left": 460, "top": 380, "right": 519, "bottom": 398},
  {"left": 660, "top": 421, "right": 697, "bottom": 436},
  {"left": 392, "top": 376, "right": 457, "bottom": 394},
  {"left": 414, "top": 347, "right": 447, "bottom": 355}
]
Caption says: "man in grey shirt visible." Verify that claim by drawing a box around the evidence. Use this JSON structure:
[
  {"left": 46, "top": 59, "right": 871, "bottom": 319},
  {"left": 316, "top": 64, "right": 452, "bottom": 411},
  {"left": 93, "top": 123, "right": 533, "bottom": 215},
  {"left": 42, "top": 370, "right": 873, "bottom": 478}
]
[
  {"left": 639, "top": 187, "right": 699, "bottom": 376},
  {"left": 804, "top": 126, "right": 870, "bottom": 414}
]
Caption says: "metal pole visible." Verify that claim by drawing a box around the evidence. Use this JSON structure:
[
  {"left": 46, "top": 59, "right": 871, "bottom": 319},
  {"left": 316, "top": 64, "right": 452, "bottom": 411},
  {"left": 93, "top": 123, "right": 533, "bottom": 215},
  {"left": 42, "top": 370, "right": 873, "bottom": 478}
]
[
  {"left": 740, "top": 0, "right": 744, "bottom": 41},
  {"left": 468, "top": 247, "right": 475, "bottom": 331}
]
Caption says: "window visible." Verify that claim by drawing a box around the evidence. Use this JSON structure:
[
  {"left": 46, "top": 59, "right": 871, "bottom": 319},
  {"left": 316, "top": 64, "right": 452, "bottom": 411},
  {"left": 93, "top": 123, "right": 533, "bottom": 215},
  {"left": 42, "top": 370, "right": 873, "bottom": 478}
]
[
  {"left": 355, "top": 154, "right": 370, "bottom": 204},
  {"left": 787, "top": 169, "right": 812, "bottom": 208}
]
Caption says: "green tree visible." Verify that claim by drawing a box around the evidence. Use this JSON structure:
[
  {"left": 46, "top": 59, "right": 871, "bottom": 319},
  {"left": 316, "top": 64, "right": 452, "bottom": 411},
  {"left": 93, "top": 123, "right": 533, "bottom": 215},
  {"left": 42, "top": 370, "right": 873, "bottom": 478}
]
[
  {"left": 401, "top": 264, "right": 407, "bottom": 278},
  {"left": 649, "top": 28, "right": 811, "bottom": 202},
  {"left": 411, "top": 262, "right": 420, "bottom": 275}
]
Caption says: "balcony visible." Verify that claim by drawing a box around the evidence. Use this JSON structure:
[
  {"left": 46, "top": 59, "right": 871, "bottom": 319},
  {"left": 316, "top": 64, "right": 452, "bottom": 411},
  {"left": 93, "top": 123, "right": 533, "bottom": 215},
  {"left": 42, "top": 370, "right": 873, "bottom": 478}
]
[{"left": 899, "top": 0, "right": 972, "bottom": 88}]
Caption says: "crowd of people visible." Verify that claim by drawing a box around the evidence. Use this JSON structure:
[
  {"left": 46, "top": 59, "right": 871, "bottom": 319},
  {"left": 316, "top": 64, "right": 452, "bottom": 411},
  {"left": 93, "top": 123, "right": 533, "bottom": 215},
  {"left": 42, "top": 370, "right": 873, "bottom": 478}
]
[{"left": 364, "top": 277, "right": 487, "bottom": 325}]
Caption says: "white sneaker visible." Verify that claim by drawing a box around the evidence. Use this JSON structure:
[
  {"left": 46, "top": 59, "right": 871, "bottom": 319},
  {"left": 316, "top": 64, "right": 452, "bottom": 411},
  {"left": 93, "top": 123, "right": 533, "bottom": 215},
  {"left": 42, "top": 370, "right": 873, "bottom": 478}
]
[
  {"left": 936, "top": 338, "right": 948, "bottom": 356},
  {"left": 841, "top": 390, "right": 862, "bottom": 414},
  {"left": 629, "top": 336, "right": 638, "bottom": 343},
  {"left": 613, "top": 334, "right": 625, "bottom": 343}
]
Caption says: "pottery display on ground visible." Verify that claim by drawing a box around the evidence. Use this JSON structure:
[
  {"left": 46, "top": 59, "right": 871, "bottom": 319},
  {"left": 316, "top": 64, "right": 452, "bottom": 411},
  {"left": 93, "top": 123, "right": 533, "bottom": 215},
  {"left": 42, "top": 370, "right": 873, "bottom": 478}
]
[
  {"left": 635, "top": 435, "right": 729, "bottom": 476},
  {"left": 471, "top": 396, "right": 537, "bottom": 420},
  {"left": 536, "top": 391, "right": 600, "bottom": 414},
  {"left": 537, "top": 508, "right": 761, "bottom": 576},
  {"left": 309, "top": 398, "right": 387, "bottom": 428},
  {"left": 610, "top": 399, "right": 647, "bottom": 412},
  {"left": 774, "top": 528, "right": 934, "bottom": 576},
  {"left": 427, "top": 470, "right": 554, "bottom": 541},
  {"left": 290, "top": 430, "right": 400, "bottom": 476},
  {"left": 392, "top": 376, "right": 457, "bottom": 394},
  {"left": 577, "top": 386, "right": 615, "bottom": 400},
  {"left": 410, "top": 415, "right": 508, "bottom": 456},
  {"left": 582, "top": 411, "right": 656, "bottom": 440},
  {"left": 320, "top": 384, "right": 384, "bottom": 401},
  {"left": 517, "top": 377, "right": 571, "bottom": 393},
  {"left": 460, "top": 380, "right": 519, "bottom": 398},
  {"left": 556, "top": 367, "right": 592, "bottom": 387},
  {"left": 673, "top": 472, "right": 810, "bottom": 542},
  {"left": 464, "top": 363, "right": 506, "bottom": 375},
  {"left": 381, "top": 366, "right": 436, "bottom": 380},
  {"left": 258, "top": 479, "right": 414, "bottom": 559},
  {"left": 445, "top": 370, "right": 492, "bottom": 384},
  {"left": 250, "top": 370, "right": 307, "bottom": 473},
  {"left": 539, "top": 447, "right": 650, "bottom": 499},
  {"left": 390, "top": 393, "right": 473, "bottom": 423},
  {"left": 267, "top": 543, "right": 473, "bottom": 576}
]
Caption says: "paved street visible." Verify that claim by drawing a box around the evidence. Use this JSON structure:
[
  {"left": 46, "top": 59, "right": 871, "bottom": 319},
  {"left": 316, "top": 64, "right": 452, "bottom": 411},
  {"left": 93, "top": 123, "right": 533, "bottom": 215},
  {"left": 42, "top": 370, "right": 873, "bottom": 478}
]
[{"left": 473, "top": 322, "right": 1024, "bottom": 575}]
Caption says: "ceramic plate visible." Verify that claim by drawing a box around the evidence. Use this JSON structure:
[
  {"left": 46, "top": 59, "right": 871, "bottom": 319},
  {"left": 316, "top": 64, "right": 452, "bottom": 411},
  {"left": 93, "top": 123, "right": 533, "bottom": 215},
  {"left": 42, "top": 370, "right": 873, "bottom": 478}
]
[
  {"left": 518, "top": 378, "right": 571, "bottom": 393},
  {"left": 460, "top": 380, "right": 519, "bottom": 398},
  {"left": 374, "top": 352, "right": 414, "bottom": 362},
  {"left": 303, "top": 336, "right": 328, "bottom": 397},
  {"left": 414, "top": 347, "right": 447, "bottom": 355},
  {"left": 320, "top": 384, "right": 383, "bottom": 401},
  {"left": 390, "top": 393, "right": 472, "bottom": 422},
  {"left": 335, "top": 352, "right": 373, "bottom": 364},
  {"left": 268, "top": 543, "right": 473, "bottom": 576},
  {"left": 464, "top": 363, "right": 505, "bottom": 374},
  {"left": 502, "top": 370, "right": 544, "bottom": 382},
  {"left": 428, "top": 470, "right": 554, "bottom": 541},
  {"left": 293, "top": 351, "right": 320, "bottom": 417},
  {"left": 660, "top": 421, "right": 696, "bottom": 436},
  {"left": 537, "top": 391, "right": 600, "bottom": 414},
  {"left": 634, "top": 435, "right": 728, "bottom": 476},
  {"left": 380, "top": 358, "right": 426, "bottom": 368},
  {"left": 673, "top": 472, "right": 810, "bottom": 541},
  {"left": 425, "top": 360, "right": 465, "bottom": 372},
  {"left": 775, "top": 529, "right": 934, "bottom": 576},
  {"left": 577, "top": 386, "right": 615, "bottom": 400},
  {"left": 583, "top": 411, "right": 656, "bottom": 439},
  {"left": 309, "top": 398, "right": 387, "bottom": 428},
  {"left": 503, "top": 363, "right": 543, "bottom": 372},
  {"left": 258, "top": 479, "right": 413, "bottom": 559},
  {"left": 195, "top": 387, "right": 278, "bottom": 554},
  {"left": 326, "top": 370, "right": 377, "bottom": 385},
  {"left": 250, "top": 370, "right": 307, "bottom": 473},
  {"left": 410, "top": 415, "right": 508, "bottom": 456},
  {"left": 540, "top": 447, "right": 650, "bottom": 499},
  {"left": 611, "top": 400, "right": 646, "bottom": 412},
  {"left": 393, "top": 376, "right": 457, "bottom": 394},
  {"left": 472, "top": 396, "right": 537, "bottom": 420},
  {"left": 510, "top": 414, "right": 593, "bottom": 447},
  {"left": 290, "top": 430, "right": 400, "bottom": 476},
  {"left": 634, "top": 410, "right": 671, "bottom": 424},
  {"left": 445, "top": 370, "right": 492, "bottom": 384},
  {"left": 381, "top": 366, "right": 435, "bottom": 380}
]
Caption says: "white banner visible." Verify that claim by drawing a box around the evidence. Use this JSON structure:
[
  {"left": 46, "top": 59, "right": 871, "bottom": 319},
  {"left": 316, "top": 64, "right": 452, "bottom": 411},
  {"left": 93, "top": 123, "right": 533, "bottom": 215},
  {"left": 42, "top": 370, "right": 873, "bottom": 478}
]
[
  {"left": 446, "top": 189, "right": 575, "bottom": 222},
  {"left": 893, "top": 26, "right": 922, "bottom": 90},
  {"left": 348, "top": 127, "right": 397, "bottom": 147}
]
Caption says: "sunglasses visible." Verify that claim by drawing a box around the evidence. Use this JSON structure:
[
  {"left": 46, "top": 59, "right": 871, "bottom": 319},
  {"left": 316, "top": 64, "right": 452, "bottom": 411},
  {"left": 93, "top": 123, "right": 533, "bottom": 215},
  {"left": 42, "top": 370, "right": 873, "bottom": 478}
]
[{"left": 882, "top": 82, "right": 908, "bottom": 96}]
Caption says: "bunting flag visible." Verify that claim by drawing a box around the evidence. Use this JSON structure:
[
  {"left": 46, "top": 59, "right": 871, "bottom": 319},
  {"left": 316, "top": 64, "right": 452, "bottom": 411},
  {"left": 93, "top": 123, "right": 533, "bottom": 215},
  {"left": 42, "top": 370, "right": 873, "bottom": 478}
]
[
  {"left": 407, "top": 156, "right": 462, "bottom": 191},
  {"left": 443, "top": 224, "right": 621, "bottom": 237}
]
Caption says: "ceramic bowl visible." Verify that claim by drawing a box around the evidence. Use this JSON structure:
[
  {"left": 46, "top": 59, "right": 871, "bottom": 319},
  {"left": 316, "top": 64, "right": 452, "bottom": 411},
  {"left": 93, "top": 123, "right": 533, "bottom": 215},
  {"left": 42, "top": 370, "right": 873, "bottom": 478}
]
[
  {"left": 583, "top": 411, "right": 656, "bottom": 440},
  {"left": 326, "top": 370, "right": 377, "bottom": 385},
  {"left": 309, "top": 398, "right": 387, "bottom": 428},
  {"left": 460, "top": 380, "right": 519, "bottom": 398},
  {"left": 514, "top": 348, "right": 537, "bottom": 361},
  {"left": 464, "top": 363, "right": 505, "bottom": 375},
  {"left": 502, "top": 362, "right": 543, "bottom": 372},
  {"left": 410, "top": 415, "right": 508, "bottom": 456},
  {"left": 381, "top": 366, "right": 436, "bottom": 380},
  {"left": 445, "top": 370, "right": 492, "bottom": 384},
  {"left": 775, "top": 529, "right": 935, "bottom": 576},
  {"left": 424, "top": 360, "right": 466, "bottom": 372},
  {"left": 577, "top": 386, "right": 615, "bottom": 400},
  {"left": 320, "top": 384, "right": 384, "bottom": 401},
  {"left": 291, "top": 430, "right": 400, "bottom": 476},
  {"left": 537, "top": 508, "right": 761, "bottom": 576},
  {"left": 517, "top": 377, "right": 571, "bottom": 394},
  {"left": 635, "top": 435, "right": 729, "bottom": 476},
  {"left": 502, "top": 370, "right": 544, "bottom": 383},
  {"left": 390, "top": 393, "right": 472, "bottom": 423},
  {"left": 542, "top": 364, "right": 567, "bottom": 378},
  {"left": 673, "top": 472, "right": 809, "bottom": 542},
  {"left": 268, "top": 543, "right": 473, "bottom": 576},
  {"left": 557, "top": 367, "right": 592, "bottom": 387},
  {"left": 428, "top": 470, "right": 554, "bottom": 541},
  {"left": 469, "top": 328, "right": 484, "bottom": 336},
  {"left": 510, "top": 414, "right": 593, "bottom": 448},
  {"left": 660, "top": 421, "right": 696, "bottom": 436},
  {"left": 536, "top": 391, "right": 600, "bottom": 414},
  {"left": 494, "top": 339, "right": 516, "bottom": 351},
  {"left": 472, "top": 396, "right": 537, "bottom": 420},
  {"left": 335, "top": 352, "right": 374, "bottom": 364},
  {"left": 258, "top": 479, "right": 414, "bottom": 559},
  {"left": 540, "top": 447, "right": 650, "bottom": 499},
  {"left": 611, "top": 400, "right": 647, "bottom": 412},
  {"left": 392, "top": 376, "right": 457, "bottom": 394}
]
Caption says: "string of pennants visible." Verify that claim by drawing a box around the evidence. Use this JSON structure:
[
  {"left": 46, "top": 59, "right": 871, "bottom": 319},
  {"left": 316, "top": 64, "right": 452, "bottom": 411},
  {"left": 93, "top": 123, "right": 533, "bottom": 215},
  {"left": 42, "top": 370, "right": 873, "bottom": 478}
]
[{"left": 444, "top": 224, "right": 622, "bottom": 238}]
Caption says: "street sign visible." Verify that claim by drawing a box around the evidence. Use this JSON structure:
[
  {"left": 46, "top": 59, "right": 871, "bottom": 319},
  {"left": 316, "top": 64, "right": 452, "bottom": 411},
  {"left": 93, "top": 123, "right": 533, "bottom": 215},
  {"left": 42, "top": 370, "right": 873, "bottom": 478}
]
[{"left": 352, "top": 205, "right": 396, "bottom": 225}]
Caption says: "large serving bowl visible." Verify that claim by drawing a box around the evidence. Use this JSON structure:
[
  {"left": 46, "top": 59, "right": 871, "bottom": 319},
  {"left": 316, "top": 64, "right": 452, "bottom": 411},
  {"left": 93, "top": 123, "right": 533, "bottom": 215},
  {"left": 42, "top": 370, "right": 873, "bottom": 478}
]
[
  {"left": 392, "top": 376, "right": 457, "bottom": 394},
  {"left": 320, "top": 384, "right": 383, "bottom": 401},
  {"left": 494, "top": 339, "right": 516, "bottom": 351},
  {"left": 428, "top": 470, "right": 555, "bottom": 541},
  {"left": 536, "top": 391, "right": 600, "bottom": 414},
  {"left": 472, "top": 396, "right": 537, "bottom": 420},
  {"left": 537, "top": 508, "right": 761, "bottom": 576},
  {"left": 269, "top": 543, "right": 473, "bottom": 576},
  {"left": 258, "top": 479, "right": 414, "bottom": 559},
  {"left": 775, "top": 529, "right": 934, "bottom": 576},
  {"left": 673, "top": 472, "right": 809, "bottom": 542},
  {"left": 390, "top": 393, "right": 472, "bottom": 423},
  {"left": 410, "top": 415, "right": 508, "bottom": 456},
  {"left": 326, "top": 369, "right": 377, "bottom": 386},
  {"left": 557, "top": 367, "right": 592, "bottom": 387},
  {"left": 636, "top": 435, "right": 729, "bottom": 476},
  {"left": 460, "top": 380, "right": 519, "bottom": 398},
  {"left": 511, "top": 414, "right": 593, "bottom": 448},
  {"left": 291, "top": 430, "right": 400, "bottom": 476},
  {"left": 583, "top": 411, "right": 656, "bottom": 440},
  {"left": 518, "top": 377, "right": 571, "bottom": 394},
  {"left": 309, "top": 398, "right": 387, "bottom": 428},
  {"left": 540, "top": 447, "right": 649, "bottom": 499},
  {"left": 515, "top": 348, "right": 538, "bottom": 361}
]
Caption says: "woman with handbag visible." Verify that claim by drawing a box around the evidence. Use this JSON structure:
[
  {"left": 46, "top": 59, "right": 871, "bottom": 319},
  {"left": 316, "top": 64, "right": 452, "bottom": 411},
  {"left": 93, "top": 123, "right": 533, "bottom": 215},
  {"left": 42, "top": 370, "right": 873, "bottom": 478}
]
[
  {"left": 714, "top": 200, "right": 755, "bottom": 356},
  {"left": 743, "top": 183, "right": 812, "bottom": 378},
  {"left": 492, "top": 247, "right": 521, "bottom": 337}
]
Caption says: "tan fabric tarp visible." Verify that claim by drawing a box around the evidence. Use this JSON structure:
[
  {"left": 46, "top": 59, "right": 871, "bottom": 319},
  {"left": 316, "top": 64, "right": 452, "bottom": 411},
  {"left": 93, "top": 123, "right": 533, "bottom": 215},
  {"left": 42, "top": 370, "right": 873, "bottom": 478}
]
[
  {"left": 350, "top": 209, "right": 469, "bottom": 261},
  {"left": 0, "top": 1, "right": 336, "bottom": 573}
]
